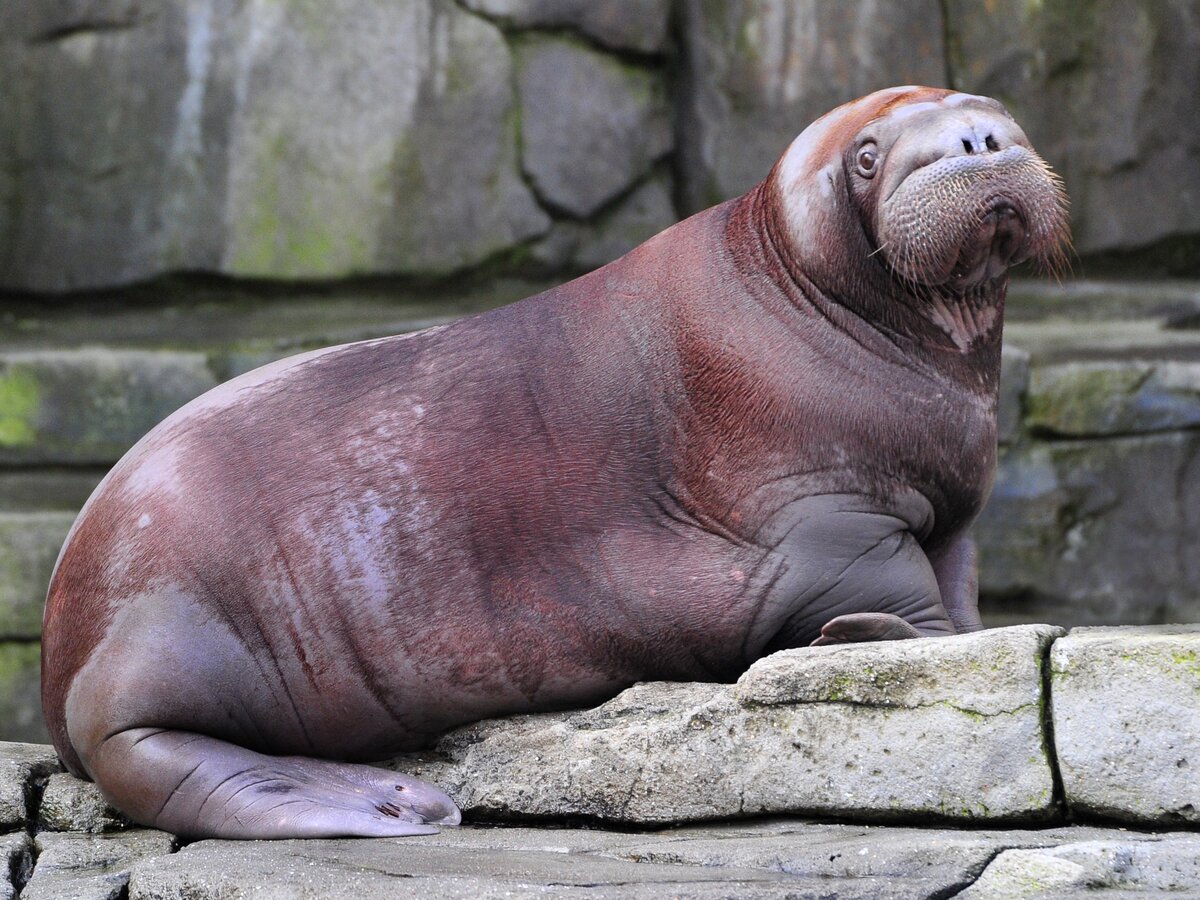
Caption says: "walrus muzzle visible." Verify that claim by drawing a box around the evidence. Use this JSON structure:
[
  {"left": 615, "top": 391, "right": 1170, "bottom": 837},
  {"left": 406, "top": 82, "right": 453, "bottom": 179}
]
[{"left": 877, "top": 145, "right": 1070, "bottom": 291}]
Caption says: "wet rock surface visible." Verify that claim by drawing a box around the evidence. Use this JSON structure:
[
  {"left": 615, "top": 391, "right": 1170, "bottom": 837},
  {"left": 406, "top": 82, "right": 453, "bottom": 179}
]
[
  {"left": 461, "top": 0, "right": 672, "bottom": 54},
  {"left": 676, "top": 0, "right": 947, "bottom": 213}
]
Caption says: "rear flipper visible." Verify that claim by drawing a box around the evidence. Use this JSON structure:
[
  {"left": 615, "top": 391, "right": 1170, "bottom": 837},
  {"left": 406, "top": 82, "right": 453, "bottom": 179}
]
[{"left": 88, "top": 728, "right": 460, "bottom": 839}]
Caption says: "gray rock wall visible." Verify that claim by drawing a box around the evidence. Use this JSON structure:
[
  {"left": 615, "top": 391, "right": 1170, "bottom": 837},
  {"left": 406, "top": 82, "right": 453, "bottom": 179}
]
[
  {"left": 979, "top": 284, "right": 1200, "bottom": 627},
  {"left": 3, "top": 0, "right": 1200, "bottom": 291}
]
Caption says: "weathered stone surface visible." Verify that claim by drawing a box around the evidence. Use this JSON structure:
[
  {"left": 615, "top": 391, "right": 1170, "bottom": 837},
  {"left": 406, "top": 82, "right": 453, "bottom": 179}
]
[
  {"left": 0, "top": 470, "right": 104, "bottom": 513},
  {"left": 0, "top": 2, "right": 203, "bottom": 291},
  {"left": 959, "top": 834, "right": 1200, "bottom": 898},
  {"left": 946, "top": 0, "right": 1200, "bottom": 259},
  {"left": 462, "top": 0, "right": 672, "bottom": 53},
  {"left": 25, "top": 830, "right": 174, "bottom": 900},
  {"left": 0, "top": 831, "right": 33, "bottom": 900},
  {"left": 127, "top": 835, "right": 802, "bottom": 899},
  {"left": 1027, "top": 360, "right": 1200, "bottom": 436},
  {"left": 112, "top": 818, "right": 1198, "bottom": 899},
  {"left": 0, "top": 512, "right": 72, "bottom": 639},
  {"left": 677, "top": 0, "right": 947, "bottom": 212},
  {"left": 1006, "top": 279, "right": 1200, "bottom": 326},
  {"left": 515, "top": 35, "right": 671, "bottom": 218},
  {"left": 39, "top": 773, "right": 130, "bottom": 834},
  {"left": 0, "top": 350, "right": 217, "bottom": 465},
  {"left": 594, "top": 820, "right": 1177, "bottom": 898},
  {"left": 392, "top": 626, "right": 1061, "bottom": 825},
  {"left": 998, "top": 344, "right": 1030, "bottom": 445},
  {"left": 977, "top": 432, "right": 1200, "bottom": 626},
  {"left": 372, "top": 3, "right": 550, "bottom": 276},
  {"left": 531, "top": 173, "right": 678, "bottom": 272},
  {"left": 0, "top": 280, "right": 552, "bottom": 355},
  {"left": 0, "top": 644, "right": 47, "bottom": 744},
  {"left": 0, "top": 1, "right": 548, "bottom": 290},
  {"left": 11, "top": 741, "right": 1200, "bottom": 896},
  {"left": 1004, "top": 317, "right": 1200, "bottom": 365},
  {"left": 0, "top": 741, "right": 62, "bottom": 829},
  {"left": 1051, "top": 626, "right": 1200, "bottom": 825}
]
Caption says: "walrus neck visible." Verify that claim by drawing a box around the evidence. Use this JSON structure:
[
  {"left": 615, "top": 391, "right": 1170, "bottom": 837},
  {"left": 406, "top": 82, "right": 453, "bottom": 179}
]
[
  {"left": 729, "top": 181, "right": 1004, "bottom": 396},
  {"left": 729, "top": 183, "right": 942, "bottom": 370}
]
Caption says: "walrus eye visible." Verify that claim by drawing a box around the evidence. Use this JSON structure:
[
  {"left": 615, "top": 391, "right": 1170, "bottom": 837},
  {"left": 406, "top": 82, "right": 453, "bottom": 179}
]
[{"left": 855, "top": 144, "right": 878, "bottom": 178}]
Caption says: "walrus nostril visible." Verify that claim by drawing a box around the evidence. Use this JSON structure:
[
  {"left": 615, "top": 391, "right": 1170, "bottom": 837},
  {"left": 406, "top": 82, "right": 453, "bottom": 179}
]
[{"left": 960, "top": 133, "right": 1001, "bottom": 155}]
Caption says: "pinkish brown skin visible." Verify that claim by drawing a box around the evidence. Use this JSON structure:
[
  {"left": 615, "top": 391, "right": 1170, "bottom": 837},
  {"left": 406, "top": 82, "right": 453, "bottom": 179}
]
[{"left": 42, "top": 86, "right": 1069, "bottom": 839}]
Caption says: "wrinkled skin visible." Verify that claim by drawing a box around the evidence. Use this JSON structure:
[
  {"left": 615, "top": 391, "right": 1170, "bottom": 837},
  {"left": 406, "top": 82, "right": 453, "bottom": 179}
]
[{"left": 41, "top": 87, "right": 1069, "bottom": 839}]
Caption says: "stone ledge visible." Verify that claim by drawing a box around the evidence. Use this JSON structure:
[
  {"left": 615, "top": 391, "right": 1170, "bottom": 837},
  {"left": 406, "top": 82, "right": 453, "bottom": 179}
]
[
  {"left": 2, "top": 624, "right": 1199, "bottom": 895},
  {"left": 0, "top": 742, "right": 60, "bottom": 831},
  {"left": 1051, "top": 625, "right": 1200, "bottom": 826},
  {"left": 7, "top": 625, "right": 1200, "bottom": 836},
  {"left": 0, "top": 350, "right": 217, "bottom": 466},
  {"left": 0, "top": 512, "right": 74, "bottom": 640},
  {"left": 391, "top": 626, "right": 1063, "bottom": 826}
]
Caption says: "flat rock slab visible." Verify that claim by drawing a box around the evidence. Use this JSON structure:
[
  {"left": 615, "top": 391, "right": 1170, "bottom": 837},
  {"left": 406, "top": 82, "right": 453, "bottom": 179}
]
[
  {"left": 0, "top": 350, "right": 218, "bottom": 465},
  {"left": 1051, "top": 625, "right": 1200, "bottom": 825},
  {"left": 958, "top": 833, "right": 1200, "bottom": 898},
  {"left": 119, "top": 821, "right": 1198, "bottom": 900},
  {"left": 24, "top": 830, "right": 175, "bottom": 900},
  {"left": 392, "top": 626, "right": 1063, "bottom": 825}
]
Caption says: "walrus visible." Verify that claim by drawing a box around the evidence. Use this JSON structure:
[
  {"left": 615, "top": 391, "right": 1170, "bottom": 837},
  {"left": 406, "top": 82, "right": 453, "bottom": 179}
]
[{"left": 41, "top": 86, "right": 1069, "bottom": 839}]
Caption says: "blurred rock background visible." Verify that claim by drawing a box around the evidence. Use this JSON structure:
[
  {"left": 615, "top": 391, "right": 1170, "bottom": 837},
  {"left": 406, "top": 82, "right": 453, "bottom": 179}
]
[{"left": 1, "top": 0, "right": 1198, "bottom": 741}]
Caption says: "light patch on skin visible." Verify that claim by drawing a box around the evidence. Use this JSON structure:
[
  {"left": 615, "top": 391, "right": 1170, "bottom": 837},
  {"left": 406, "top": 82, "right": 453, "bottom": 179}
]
[
  {"left": 817, "top": 165, "right": 836, "bottom": 198},
  {"left": 925, "top": 294, "right": 1001, "bottom": 352},
  {"left": 878, "top": 100, "right": 943, "bottom": 123},
  {"left": 941, "top": 92, "right": 994, "bottom": 108},
  {"left": 126, "top": 442, "right": 185, "bottom": 501},
  {"left": 777, "top": 125, "right": 828, "bottom": 193},
  {"left": 137, "top": 514, "right": 152, "bottom": 530}
]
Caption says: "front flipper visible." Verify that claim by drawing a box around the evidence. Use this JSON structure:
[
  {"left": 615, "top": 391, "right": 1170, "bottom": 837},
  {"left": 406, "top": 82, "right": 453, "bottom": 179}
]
[
  {"left": 811, "top": 612, "right": 922, "bottom": 646},
  {"left": 87, "top": 728, "right": 460, "bottom": 839},
  {"left": 754, "top": 494, "right": 958, "bottom": 653}
]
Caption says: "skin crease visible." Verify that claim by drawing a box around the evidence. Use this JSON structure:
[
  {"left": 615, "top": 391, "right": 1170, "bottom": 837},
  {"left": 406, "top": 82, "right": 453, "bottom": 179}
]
[{"left": 41, "top": 86, "right": 1069, "bottom": 839}]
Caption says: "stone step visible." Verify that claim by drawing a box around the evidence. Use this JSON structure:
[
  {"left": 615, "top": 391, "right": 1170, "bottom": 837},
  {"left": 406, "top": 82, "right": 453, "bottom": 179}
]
[
  {"left": 1006, "top": 278, "right": 1200, "bottom": 325},
  {"left": 0, "top": 512, "right": 73, "bottom": 640},
  {"left": 0, "top": 279, "right": 550, "bottom": 353},
  {"left": 0, "top": 350, "right": 218, "bottom": 466},
  {"left": 0, "top": 469, "right": 106, "bottom": 513}
]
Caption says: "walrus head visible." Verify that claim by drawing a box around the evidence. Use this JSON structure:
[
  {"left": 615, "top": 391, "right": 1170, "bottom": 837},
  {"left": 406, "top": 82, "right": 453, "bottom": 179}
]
[{"left": 770, "top": 86, "right": 1070, "bottom": 349}]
